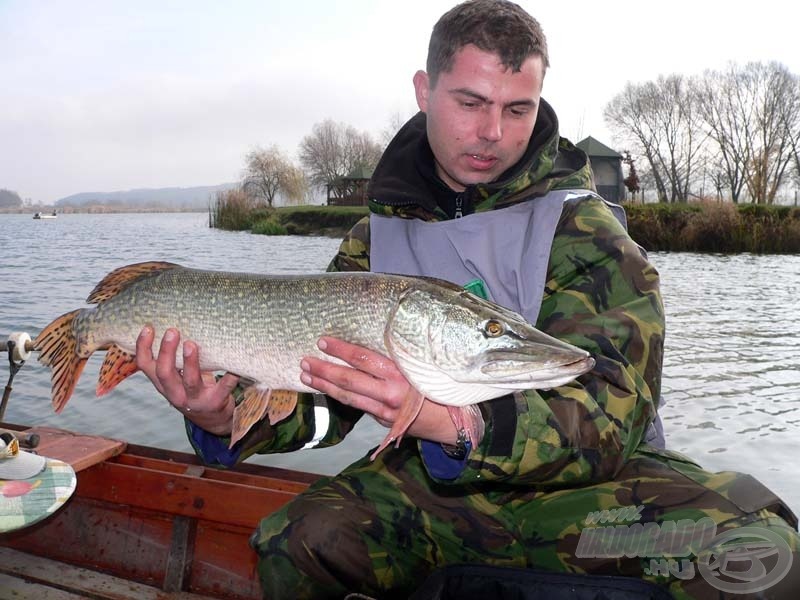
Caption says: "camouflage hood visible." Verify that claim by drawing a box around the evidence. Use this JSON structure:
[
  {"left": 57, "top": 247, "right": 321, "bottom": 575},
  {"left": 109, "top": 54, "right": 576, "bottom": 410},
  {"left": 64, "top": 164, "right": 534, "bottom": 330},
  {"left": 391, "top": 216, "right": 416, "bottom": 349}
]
[{"left": 367, "top": 98, "right": 595, "bottom": 219}]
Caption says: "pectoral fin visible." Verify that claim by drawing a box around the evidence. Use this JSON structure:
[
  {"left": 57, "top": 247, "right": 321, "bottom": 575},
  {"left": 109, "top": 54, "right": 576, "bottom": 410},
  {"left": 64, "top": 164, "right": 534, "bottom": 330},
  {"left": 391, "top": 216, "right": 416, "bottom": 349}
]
[
  {"left": 370, "top": 388, "right": 425, "bottom": 461},
  {"left": 266, "top": 390, "right": 299, "bottom": 426},
  {"left": 230, "top": 387, "right": 299, "bottom": 448},
  {"left": 97, "top": 344, "right": 140, "bottom": 396}
]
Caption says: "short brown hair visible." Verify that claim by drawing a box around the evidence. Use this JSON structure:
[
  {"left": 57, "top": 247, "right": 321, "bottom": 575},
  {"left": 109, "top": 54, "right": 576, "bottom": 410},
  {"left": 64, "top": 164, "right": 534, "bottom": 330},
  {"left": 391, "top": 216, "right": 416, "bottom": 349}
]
[{"left": 426, "top": 0, "right": 549, "bottom": 87}]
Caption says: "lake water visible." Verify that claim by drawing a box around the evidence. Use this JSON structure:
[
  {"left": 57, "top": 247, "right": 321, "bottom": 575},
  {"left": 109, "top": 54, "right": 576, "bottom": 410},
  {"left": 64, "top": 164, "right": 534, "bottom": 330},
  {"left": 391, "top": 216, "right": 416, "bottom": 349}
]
[{"left": 1, "top": 212, "right": 798, "bottom": 514}]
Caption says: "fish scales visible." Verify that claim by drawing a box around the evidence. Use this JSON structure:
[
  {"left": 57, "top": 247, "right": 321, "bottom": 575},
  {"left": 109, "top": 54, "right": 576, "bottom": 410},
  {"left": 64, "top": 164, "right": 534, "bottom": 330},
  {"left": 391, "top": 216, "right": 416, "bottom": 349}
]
[
  {"left": 34, "top": 261, "right": 595, "bottom": 457},
  {"left": 82, "top": 268, "right": 414, "bottom": 393}
]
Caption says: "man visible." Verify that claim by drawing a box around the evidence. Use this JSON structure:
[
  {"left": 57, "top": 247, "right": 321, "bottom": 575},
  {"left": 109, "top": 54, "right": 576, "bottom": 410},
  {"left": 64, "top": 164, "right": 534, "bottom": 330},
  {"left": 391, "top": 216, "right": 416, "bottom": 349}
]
[{"left": 137, "top": 1, "right": 799, "bottom": 598}]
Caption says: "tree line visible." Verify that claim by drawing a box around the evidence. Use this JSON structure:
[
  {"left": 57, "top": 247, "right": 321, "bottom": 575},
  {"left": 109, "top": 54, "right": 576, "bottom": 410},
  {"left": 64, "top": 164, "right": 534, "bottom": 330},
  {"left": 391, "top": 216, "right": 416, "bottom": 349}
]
[
  {"left": 605, "top": 60, "right": 800, "bottom": 204},
  {"left": 231, "top": 119, "right": 385, "bottom": 208},
  {"left": 0, "top": 189, "right": 23, "bottom": 208},
  {"left": 224, "top": 60, "right": 800, "bottom": 209}
]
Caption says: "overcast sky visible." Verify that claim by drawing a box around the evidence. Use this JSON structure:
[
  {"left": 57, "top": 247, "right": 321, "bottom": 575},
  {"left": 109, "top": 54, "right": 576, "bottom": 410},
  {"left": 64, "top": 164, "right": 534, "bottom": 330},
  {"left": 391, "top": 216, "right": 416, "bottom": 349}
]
[{"left": 2, "top": 0, "right": 798, "bottom": 204}]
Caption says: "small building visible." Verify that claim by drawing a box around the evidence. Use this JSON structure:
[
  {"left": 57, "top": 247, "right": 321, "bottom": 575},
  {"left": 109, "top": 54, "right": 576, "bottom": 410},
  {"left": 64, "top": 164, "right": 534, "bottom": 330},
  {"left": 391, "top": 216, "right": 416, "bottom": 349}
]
[
  {"left": 576, "top": 136, "right": 625, "bottom": 203},
  {"left": 326, "top": 166, "right": 373, "bottom": 207}
]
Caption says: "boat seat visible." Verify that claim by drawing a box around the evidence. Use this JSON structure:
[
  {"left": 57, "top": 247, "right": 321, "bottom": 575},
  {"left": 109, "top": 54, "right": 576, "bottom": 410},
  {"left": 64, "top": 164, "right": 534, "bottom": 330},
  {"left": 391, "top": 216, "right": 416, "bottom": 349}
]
[{"left": 0, "top": 425, "right": 126, "bottom": 472}]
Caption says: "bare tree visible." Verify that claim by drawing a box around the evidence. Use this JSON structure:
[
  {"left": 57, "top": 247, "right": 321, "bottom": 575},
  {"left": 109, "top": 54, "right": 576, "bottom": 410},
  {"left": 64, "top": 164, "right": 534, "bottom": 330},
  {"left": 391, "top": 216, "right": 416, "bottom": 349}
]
[
  {"left": 605, "top": 83, "right": 665, "bottom": 200},
  {"left": 604, "top": 75, "right": 705, "bottom": 202},
  {"left": 299, "top": 120, "right": 383, "bottom": 188},
  {"left": 696, "top": 65, "right": 751, "bottom": 202},
  {"left": 242, "top": 145, "right": 308, "bottom": 207},
  {"left": 697, "top": 62, "right": 800, "bottom": 204},
  {"left": 748, "top": 62, "right": 800, "bottom": 203},
  {"left": 380, "top": 111, "right": 411, "bottom": 148},
  {"left": 789, "top": 71, "right": 800, "bottom": 194}
]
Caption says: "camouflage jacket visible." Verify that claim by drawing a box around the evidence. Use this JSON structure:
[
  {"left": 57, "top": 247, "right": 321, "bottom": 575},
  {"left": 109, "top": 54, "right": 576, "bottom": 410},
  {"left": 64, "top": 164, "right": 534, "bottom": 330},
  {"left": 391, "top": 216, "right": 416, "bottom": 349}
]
[{"left": 191, "top": 101, "right": 665, "bottom": 489}]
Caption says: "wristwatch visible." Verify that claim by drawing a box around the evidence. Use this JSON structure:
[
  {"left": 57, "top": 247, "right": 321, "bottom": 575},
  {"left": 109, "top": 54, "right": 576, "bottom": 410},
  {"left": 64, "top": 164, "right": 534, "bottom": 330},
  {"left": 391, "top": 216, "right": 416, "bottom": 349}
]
[{"left": 441, "top": 427, "right": 469, "bottom": 459}]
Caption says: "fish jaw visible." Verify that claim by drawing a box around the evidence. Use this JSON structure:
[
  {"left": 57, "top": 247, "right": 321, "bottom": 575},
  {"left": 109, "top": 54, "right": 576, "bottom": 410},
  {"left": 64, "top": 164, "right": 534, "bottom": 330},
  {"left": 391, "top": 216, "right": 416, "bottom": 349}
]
[
  {"left": 385, "top": 285, "right": 595, "bottom": 406},
  {"left": 475, "top": 346, "right": 595, "bottom": 386},
  {"left": 478, "top": 355, "right": 596, "bottom": 389},
  {"left": 388, "top": 347, "right": 506, "bottom": 406}
]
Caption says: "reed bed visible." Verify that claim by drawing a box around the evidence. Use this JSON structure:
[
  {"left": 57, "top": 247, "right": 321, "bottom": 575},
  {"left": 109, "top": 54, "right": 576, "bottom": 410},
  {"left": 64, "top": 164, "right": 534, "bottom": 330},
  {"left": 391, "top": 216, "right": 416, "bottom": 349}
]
[{"left": 213, "top": 197, "right": 800, "bottom": 253}]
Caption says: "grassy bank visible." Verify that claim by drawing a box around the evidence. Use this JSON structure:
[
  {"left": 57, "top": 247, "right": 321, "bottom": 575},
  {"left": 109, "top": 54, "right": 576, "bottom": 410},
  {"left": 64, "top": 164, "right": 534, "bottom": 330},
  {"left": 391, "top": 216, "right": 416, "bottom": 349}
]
[
  {"left": 209, "top": 193, "right": 368, "bottom": 238},
  {"left": 212, "top": 198, "right": 800, "bottom": 253},
  {"left": 626, "top": 202, "right": 800, "bottom": 253},
  {"left": 268, "top": 205, "right": 370, "bottom": 237}
]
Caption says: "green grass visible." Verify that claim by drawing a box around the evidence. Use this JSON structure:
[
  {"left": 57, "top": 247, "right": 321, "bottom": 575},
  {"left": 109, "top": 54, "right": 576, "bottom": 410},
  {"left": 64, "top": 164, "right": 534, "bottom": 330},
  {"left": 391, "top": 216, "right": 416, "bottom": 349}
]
[{"left": 251, "top": 218, "right": 288, "bottom": 235}]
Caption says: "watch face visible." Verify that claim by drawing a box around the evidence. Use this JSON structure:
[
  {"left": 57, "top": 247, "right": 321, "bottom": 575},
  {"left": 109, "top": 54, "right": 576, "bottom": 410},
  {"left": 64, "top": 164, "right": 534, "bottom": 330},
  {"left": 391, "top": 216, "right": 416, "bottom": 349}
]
[{"left": 442, "top": 428, "right": 469, "bottom": 459}]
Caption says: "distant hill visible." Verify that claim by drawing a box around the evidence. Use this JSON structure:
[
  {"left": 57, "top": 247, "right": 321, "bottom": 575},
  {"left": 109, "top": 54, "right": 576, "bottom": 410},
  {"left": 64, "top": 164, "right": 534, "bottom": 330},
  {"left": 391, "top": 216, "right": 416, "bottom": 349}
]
[{"left": 55, "top": 183, "right": 239, "bottom": 209}]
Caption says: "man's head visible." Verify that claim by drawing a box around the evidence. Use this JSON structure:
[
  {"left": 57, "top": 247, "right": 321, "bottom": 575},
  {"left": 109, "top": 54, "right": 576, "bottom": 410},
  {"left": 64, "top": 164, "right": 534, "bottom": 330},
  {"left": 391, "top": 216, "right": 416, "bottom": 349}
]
[
  {"left": 414, "top": 0, "right": 549, "bottom": 191},
  {"left": 426, "top": 0, "right": 549, "bottom": 89}
]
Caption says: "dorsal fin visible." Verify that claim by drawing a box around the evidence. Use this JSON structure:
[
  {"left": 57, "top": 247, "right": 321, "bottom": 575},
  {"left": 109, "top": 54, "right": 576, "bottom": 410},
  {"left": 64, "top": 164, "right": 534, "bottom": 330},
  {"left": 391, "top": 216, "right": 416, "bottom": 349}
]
[{"left": 86, "top": 261, "right": 181, "bottom": 304}]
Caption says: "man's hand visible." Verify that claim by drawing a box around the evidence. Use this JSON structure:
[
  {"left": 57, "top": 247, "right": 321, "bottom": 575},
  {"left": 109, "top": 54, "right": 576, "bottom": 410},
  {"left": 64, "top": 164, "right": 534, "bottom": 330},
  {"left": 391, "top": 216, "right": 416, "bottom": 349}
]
[
  {"left": 300, "top": 336, "right": 459, "bottom": 445},
  {"left": 136, "top": 326, "right": 239, "bottom": 436}
]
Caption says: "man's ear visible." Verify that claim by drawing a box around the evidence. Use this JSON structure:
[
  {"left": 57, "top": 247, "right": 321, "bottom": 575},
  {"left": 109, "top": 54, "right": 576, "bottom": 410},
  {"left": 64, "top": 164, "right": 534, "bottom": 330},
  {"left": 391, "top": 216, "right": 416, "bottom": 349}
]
[{"left": 413, "top": 70, "right": 430, "bottom": 112}]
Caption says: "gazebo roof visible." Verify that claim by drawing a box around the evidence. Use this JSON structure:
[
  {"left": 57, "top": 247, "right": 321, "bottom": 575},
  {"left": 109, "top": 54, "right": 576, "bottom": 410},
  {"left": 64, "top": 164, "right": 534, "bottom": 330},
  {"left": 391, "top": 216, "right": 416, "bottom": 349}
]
[
  {"left": 343, "top": 166, "right": 374, "bottom": 180},
  {"left": 576, "top": 136, "right": 622, "bottom": 158}
]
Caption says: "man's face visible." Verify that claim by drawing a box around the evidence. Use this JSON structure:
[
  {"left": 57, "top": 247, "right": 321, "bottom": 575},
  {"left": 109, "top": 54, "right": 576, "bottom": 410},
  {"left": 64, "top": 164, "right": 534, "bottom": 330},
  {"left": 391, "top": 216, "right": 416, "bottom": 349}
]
[{"left": 414, "top": 44, "right": 544, "bottom": 192}]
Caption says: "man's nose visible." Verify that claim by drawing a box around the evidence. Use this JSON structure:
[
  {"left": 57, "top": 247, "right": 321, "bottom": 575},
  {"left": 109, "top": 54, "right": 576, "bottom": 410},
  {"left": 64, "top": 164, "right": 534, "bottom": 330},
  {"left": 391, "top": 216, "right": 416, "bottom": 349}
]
[{"left": 478, "top": 107, "right": 503, "bottom": 142}]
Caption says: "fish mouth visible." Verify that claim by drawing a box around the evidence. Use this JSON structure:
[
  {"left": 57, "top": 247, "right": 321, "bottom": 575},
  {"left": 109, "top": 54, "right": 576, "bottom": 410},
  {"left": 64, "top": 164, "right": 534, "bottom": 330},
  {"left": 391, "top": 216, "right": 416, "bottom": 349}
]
[{"left": 476, "top": 350, "right": 595, "bottom": 386}]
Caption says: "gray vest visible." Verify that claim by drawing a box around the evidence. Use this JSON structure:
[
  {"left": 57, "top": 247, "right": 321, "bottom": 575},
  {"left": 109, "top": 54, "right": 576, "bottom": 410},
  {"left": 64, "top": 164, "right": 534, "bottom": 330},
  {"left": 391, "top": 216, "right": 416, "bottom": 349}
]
[
  {"left": 371, "top": 189, "right": 624, "bottom": 325},
  {"left": 369, "top": 189, "right": 665, "bottom": 449}
]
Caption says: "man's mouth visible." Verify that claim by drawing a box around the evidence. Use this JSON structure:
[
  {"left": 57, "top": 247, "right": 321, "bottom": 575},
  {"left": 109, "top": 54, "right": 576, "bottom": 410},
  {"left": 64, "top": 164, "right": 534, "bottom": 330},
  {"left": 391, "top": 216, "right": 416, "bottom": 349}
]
[{"left": 466, "top": 153, "right": 498, "bottom": 170}]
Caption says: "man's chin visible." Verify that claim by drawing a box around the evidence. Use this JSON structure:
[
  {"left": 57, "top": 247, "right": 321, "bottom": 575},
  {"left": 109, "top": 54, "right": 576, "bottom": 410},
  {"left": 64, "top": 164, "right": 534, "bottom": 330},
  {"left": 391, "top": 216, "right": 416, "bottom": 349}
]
[
  {"left": 437, "top": 161, "right": 505, "bottom": 190},
  {"left": 457, "top": 168, "right": 503, "bottom": 187}
]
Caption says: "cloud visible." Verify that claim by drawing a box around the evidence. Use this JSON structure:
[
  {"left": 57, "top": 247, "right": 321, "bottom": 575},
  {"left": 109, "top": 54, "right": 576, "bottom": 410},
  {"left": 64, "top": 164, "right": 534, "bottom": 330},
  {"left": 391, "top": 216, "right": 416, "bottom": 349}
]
[{"left": 2, "top": 0, "right": 797, "bottom": 203}]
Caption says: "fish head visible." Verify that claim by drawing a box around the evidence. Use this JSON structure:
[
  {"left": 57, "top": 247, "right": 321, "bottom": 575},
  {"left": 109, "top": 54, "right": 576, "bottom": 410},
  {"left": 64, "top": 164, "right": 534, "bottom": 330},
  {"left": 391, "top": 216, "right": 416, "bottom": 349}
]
[{"left": 385, "top": 285, "right": 595, "bottom": 406}]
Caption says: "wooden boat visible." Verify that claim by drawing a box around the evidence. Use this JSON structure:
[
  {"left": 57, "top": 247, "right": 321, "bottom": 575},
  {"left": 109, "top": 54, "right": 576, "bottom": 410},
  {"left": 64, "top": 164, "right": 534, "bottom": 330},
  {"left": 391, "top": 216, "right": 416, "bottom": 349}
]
[{"left": 0, "top": 422, "right": 319, "bottom": 599}]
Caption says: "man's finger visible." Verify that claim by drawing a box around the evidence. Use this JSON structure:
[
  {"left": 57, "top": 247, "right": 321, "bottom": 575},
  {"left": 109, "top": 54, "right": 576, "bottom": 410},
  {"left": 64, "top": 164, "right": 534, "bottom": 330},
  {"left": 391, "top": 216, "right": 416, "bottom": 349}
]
[
  {"left": 181, "top": 341, "right": 203, "bottom": 394},
  {"left": 317, "top": 337, "right": 396, "bottom": 377},
  {"left": 135, "top": 325, "right": 164, "bottom": 392},
  {"left": 155, "top": 328, "right": 185, "bottom": 402},
  {"left": 301, "top": 366, "right": 391, "bottom": 419},
  {"left": 302, "top": 355, "right": 389, "bottom": 400},
  {"left": 216, "top": 372, "right": 241, "bottom": 399},
  {"left": 135, "top": 326, "right": 154, "bottom": 367}
]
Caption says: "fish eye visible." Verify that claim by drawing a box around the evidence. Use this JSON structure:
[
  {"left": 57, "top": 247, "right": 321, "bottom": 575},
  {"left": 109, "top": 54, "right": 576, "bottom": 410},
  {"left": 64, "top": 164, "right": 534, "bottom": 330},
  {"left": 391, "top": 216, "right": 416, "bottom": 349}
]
[{"left": 484, "top": 319, "right": 505, "bottom": 337}]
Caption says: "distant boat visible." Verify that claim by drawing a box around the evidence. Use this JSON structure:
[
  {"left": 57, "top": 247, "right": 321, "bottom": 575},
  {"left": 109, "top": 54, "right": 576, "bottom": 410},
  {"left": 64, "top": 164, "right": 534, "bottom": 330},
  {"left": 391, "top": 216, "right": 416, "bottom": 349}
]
[{"left": 33, "top": 211, "right": 57, "bottom": 219}]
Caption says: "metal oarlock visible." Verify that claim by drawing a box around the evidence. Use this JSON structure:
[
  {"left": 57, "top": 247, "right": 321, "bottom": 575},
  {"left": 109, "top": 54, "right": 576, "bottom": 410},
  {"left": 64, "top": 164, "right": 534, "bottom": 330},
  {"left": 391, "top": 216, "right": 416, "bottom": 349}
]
[
  {"left": 2, "top": 332, "right": 35, "bottom": 361},
  {"left": 1, "top": 332, "right": 36, "bottom": 425}
]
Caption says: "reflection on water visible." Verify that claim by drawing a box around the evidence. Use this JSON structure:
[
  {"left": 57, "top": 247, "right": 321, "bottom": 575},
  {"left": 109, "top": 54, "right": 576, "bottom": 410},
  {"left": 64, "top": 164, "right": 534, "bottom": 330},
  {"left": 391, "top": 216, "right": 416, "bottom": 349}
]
[
  {"left": 652, "top": 252, "right": 800, "bottom": 512},
  {"left": 0, "top": 214, "right": 798, "bottom": 512}
]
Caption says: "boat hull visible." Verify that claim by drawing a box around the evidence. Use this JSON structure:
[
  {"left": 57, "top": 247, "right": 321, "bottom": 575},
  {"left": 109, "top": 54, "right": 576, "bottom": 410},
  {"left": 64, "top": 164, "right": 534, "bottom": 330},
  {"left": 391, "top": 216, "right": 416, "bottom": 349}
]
[{"left": 0, "top": 424, "right": 317, "bottom": 599}]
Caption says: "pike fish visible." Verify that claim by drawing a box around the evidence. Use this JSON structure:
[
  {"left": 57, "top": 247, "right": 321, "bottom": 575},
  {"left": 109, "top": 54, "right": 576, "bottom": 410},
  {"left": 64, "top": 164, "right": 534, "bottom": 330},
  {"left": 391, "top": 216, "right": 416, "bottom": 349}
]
[{"left": 34, "top": 261, "right": 595, "bottom": 458}]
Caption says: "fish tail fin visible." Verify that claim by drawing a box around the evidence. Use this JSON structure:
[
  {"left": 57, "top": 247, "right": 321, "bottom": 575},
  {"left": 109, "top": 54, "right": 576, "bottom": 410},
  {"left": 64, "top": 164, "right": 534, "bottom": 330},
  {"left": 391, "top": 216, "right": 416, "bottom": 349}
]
[
  {"left": 87, "top": 261, "right": 180, "bottom": 304},
  {"left": 97, "top": 344, "right": 140, "bottom": 396},
  {"left": 370, "top": 388, "right": 425, "bottom": 461},
  {"left": 34, "top": 310, "right": 89, "bottom": 413}
]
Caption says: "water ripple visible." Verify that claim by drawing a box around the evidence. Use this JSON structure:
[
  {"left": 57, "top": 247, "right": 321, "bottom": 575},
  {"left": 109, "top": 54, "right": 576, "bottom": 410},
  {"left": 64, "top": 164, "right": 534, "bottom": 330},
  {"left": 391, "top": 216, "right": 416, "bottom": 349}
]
[
  {"left": 0, "top": 217, "right": 797, "bottom": 513},
  {"left": 651, "top": 251, "right": 800, "bottom": 512}
]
